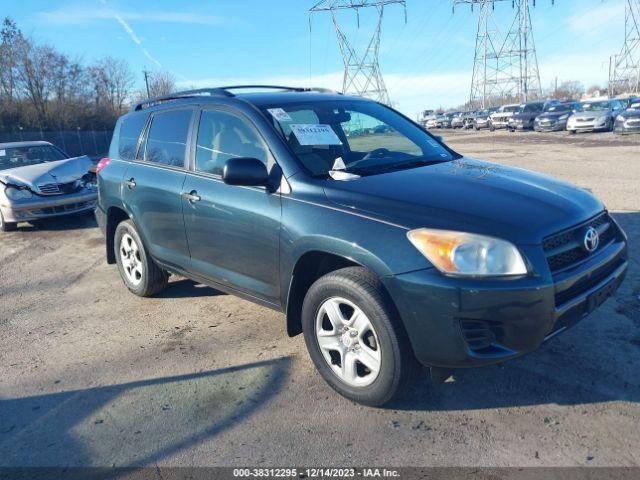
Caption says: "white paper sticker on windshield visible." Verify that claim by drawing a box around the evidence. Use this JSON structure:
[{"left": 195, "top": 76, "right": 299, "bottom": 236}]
[
  {"left": 290, "top": 124, "right": 342, "bottom": 146},
  {"left": 332, "top": 157, "right": 346, "bottom": 170},
  {"left": 0, "top": 149, "right": 5, "bottom": 157},
  {"left": 267, "top": 108, "right": 292, "bottom": 122}
]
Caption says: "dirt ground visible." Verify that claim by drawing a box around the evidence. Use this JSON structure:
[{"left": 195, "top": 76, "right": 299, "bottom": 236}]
[{"left": 1, "top": 129, "right": 639, "bottom": 468}]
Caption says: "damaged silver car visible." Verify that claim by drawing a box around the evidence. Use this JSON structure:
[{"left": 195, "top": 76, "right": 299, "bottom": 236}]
[{"left": 0, "top": 141, "right": 97, "bottom": 231}]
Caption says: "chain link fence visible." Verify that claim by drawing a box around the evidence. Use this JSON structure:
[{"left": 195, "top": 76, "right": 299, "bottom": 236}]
[{"left": 0, "top": 130, "right": 113, "bottom": 160}]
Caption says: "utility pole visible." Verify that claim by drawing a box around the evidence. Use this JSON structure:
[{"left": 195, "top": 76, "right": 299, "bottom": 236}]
[
  {"left": 609, "top": 0, "right": 640, "bottom": 95},
  {"left": 309, "top": 0, "right": 407, "bottom": 106},
  {"left": 453, "top": 0, "right": 548, "bottom": 108},
  {"left": 143, "top": 69, "right": 151, "bottom": 98}
]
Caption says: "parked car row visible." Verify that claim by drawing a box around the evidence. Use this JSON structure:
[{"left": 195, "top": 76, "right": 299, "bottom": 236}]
[{"left": 424, "top": 96, "right": 640, "bottom": 135}]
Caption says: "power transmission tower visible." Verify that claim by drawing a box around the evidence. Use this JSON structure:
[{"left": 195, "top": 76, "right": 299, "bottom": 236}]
[
  {"left": 453, "top": 0, "right": 547, "bottom": 109},
  {"left": 609, "top": 0, "right": 640, "bottom": 95},
  {"left": 309, "top": 1, "right": 407, "bottom": 105}
]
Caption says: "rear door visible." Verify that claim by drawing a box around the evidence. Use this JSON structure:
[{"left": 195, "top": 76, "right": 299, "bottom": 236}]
[
  {"left": 122, "top": 108, "right": 194, "bottom": 269},
  {"left": 181, "top": 106, "right": 281, "bottom": 304}
]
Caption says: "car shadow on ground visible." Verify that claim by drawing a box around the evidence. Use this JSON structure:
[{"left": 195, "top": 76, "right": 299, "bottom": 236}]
[
  {"left": 387, "top": 211, "right": 639, "bottom": 412},
  {"left": 0, "top": 357, "right": 291, "bottom": 467},
  {"left": 155, "top": 278, "right": 226, "bottom": 299},
  {"left": 14, "top": 211, "right": 97, "bottom": 232}
]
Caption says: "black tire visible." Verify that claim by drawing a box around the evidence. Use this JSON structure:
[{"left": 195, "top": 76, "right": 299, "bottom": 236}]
[
  {"left": 114, "top": 219, "right": 168, "bottom": 297},
  {"left": 0, "top": 210, "right": 17, "bottom": 232},
  {"left": 301, "top": 267, "right": 419, "bottom": 406},
  {"left": 569, "top": 129, "right": 576, "bottom": 135}
]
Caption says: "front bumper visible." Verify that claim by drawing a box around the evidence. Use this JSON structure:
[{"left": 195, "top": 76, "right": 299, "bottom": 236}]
[
  {"left": 534, "top": 119, "right": 568, "bottom": 132},
  {"left": 383, "top": 233, "right": 628, "bottom": 369},
  {"left": 508, "top": 120, "right": 534, "bottom": 130},
  {"left": 0, "top": 190, "right": 97, "bottom": 223},
  {"left": 567, "top": 118, "right": 610, "bottom": 132},
  {"left": 614, "top": 118, "right": 640, "bottom": 134}
]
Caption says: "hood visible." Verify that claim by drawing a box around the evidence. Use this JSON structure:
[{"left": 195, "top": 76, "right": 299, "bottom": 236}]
[
  {"left": 0, "top": 156, "right": 93, "bottom": 189},
  {"left": 512, "top": 112, "right": 539, "bottom": 121},
  {"left": 620, "top": 108, "right": 640, "bottom": 119},
  {"left": 322, "top": 158, "right": 603, "bottom": 245},
  {"left": 537, "top": 111, "right": 571, "bottom": 120},
  {"left": 490, "top": 111, "right": 514, "bottom": 118},
  {"left": 571, "top": 109, "right": 609, "bottom": 120}
]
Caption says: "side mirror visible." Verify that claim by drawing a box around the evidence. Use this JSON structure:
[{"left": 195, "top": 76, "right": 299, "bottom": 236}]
[
  {"left": 222, "top": 158, "right": 269, "bottom": 187},
  {"left": 435, "top": 135, "right": 444, "bottom": 143}
]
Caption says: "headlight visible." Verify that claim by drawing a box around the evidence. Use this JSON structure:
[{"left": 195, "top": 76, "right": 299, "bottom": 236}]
[
  {"left": 597, "top": 116, "right": 608, "bottom": 123},
  {"left": 616, "top": 115, "right": 626, "bottom": 122},
  {"left": 559, "top": 114, "right": 569, "bottom": 120},
  {"left": 407, "top": 228, "right": 528, "bottom": 277},
  {"left": 5, "top": 186, "right": 33, "bottom": 200}
]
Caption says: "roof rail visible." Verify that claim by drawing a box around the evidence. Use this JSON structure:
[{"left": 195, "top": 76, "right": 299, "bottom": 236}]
[
  {"left": 130, "top": 88, "right": 231, "bottom": 112},
  {"left": 214, "top": 85, "right": 341, "bottom": 95},
  {"left": 130, "top": 85, "right": 342, "bottom": 112}
]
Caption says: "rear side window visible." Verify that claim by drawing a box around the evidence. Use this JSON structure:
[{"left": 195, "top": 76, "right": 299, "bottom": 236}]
[
  {"left": 144, "top": 109, "right": 192, "bottom": 167},
  {"left": 116, "top": 113, "right": 148, "bottom": 160}
]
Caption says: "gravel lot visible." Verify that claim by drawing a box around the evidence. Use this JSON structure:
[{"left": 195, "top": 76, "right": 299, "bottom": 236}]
[{"left": 1, "top": 129, "right": 639, "bottom": 468}]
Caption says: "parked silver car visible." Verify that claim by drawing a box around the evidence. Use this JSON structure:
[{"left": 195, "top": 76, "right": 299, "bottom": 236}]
[
  {"left": 566, "top": 98, "right": 625, "bottom": 134},
  {"left": 489, "top": 104, "right": 519, "bottom": 130},
  {"left": 0, "top": 141, "right": 97, "bottom": 231}
]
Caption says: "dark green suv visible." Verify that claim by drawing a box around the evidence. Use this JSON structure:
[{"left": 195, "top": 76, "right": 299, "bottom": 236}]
[{"left": 96, "top": 86, "right": 628, "bottom": 406}]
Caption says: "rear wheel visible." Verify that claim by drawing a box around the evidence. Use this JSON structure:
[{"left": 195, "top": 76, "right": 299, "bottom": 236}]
[
  {"left": 0, "top": 211, "right": 17, "bottom": 232},
  {"left": 114, "top": 220, "right": 168, "bottom": 297},
  {"left": 302, "top": 267, "right": 419, "bottom": 406}
]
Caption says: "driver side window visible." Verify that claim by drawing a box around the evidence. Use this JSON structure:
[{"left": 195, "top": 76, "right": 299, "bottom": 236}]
[
  {"left": 341, "top": 111, "right": 423, "bottom": 156},
  {"left": 195, "top": 109, "right": 268, "bottom": 176}
]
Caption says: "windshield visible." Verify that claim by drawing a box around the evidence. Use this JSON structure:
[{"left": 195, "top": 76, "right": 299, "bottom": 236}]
[
  {"left": 502, "top": 105, "right": 519, "bottom": 113},
  {"left": 519, "top": 103, "right": 543, "bottom": 113},
  {"left": 0, "top": 145, "right": 67, "bottom": 171},
  {"left": 262, "top": 100, "right": 458, "bottom": 177},
  {"left": 546, "top": 104, "right": 573, "bottom": 113},
  {"left": 578, "top": 101, "right": 610, "bottom": 111}
]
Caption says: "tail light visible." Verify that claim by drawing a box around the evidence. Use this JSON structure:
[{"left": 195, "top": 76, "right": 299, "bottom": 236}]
[{"left": 96, "top": 157, "right": 111, "bottom": 175}]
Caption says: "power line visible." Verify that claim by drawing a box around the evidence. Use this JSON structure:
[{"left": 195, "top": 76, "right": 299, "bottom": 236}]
[{"left": 310, "top": 1, "right": 407, "bottom": 105}]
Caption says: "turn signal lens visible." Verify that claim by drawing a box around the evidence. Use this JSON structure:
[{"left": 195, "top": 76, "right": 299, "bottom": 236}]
[
  {"left": 96, "top": 157, "right": 110, "bottom": 175},
  {"left": 407, "top": 228, "right": 528, "bottom": 277}
]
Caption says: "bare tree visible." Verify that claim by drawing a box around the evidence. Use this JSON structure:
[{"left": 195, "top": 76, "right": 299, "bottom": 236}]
[
  {"left": 148, "top": 70, "right": 176, "bottom": 97},
  {"left": 90, "top": 56, "right": 134, "bottom": 112},
  {"left": 0, "top": 18, "right": 25, "bottom": 103},
  {"left": 552, "top": 80, "right": 584, "bottom": 100}
]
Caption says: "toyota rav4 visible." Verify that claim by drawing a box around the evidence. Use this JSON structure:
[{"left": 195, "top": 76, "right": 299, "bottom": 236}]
[{"left": 96, "top": 86, "right": 628, "bottom": 406}]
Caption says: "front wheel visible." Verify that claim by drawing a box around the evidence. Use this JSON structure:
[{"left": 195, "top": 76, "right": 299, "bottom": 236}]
[
  {"left": 301, "top": 267, "right": 418, "bottom": 406},
  {"left": 114, "top": 220, "right": 168, "bottom": 297}
]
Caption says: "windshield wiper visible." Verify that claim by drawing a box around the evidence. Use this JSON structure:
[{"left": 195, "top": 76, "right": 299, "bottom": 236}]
[{"left": 347, "top": 158, "right": 446, "bottom": 175}]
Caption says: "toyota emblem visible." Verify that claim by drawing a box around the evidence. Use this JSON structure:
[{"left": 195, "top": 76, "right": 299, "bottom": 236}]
[{"left": 583, "top": 227, "right": 599, "bottom": 253}]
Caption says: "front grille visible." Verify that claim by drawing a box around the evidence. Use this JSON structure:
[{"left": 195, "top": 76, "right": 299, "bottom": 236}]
[
  {"left": 543, "top": 212, "right": 616, "bottom": 273},
  {"left": 37, "top": 181, "right": 80, "bottom": 196},
  {"left": 38, "top": 183, "right": 60, "bottom": 194},
  {"left": 460, "top": 319, "right": 504, "bottom": 353},
  {"left": 578, "top": 117, "right": 595, "bottom": 122}
]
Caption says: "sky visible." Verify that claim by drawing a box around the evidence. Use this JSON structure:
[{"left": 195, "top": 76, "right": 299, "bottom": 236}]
[{"left": 4, "top": 0, "right": 628, "bottom": 118}]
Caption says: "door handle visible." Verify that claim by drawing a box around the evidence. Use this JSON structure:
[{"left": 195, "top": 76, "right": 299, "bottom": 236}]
[
  {"left": 182, "top": 191, "right": 201, "bottom": 203},
  {"left": 124, "top": 178, "right": 136, "bottom": 189}
]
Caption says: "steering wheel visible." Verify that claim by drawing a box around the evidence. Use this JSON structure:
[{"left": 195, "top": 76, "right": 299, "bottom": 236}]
[
  {"left": 346, "top": 148, "right": 392, "bottom": 169},
  {"left": 363, "top": 148, "right": 391, "bottom": 160}
]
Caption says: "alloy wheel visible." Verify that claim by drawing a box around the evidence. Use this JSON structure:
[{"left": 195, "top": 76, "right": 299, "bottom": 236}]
[
  {"left": 120, "top": 233, "right": 143, "bottom": 286},
  {"left": 315, "top": 297, "right": 381, "bottom": 387}
]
